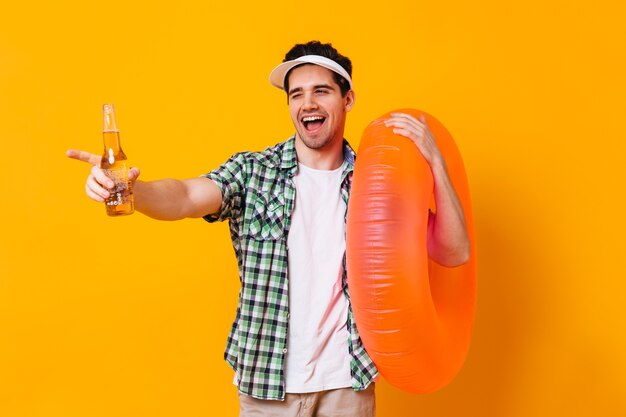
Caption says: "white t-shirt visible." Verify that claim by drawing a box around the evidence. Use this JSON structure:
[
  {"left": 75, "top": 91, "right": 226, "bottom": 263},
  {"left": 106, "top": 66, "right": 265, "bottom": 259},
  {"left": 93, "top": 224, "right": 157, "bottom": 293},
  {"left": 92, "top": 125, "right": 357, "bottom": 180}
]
[{"left": 283, "top": 161, "right": 352, "bottom": 393}]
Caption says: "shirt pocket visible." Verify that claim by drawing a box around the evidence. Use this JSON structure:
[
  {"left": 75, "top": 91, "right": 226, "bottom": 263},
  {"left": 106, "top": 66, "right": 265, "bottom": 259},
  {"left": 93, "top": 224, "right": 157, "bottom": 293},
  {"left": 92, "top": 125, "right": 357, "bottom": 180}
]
[{"left": 246, "top": 191, "right": 286, "bottom": 241}]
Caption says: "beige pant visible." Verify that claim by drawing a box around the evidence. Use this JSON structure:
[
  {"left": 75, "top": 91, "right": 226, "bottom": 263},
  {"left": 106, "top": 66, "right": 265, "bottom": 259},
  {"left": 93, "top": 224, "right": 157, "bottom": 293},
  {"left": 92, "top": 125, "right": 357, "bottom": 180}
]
[{"left": 238, "top": 384, "right": 376, "bottom": 417}]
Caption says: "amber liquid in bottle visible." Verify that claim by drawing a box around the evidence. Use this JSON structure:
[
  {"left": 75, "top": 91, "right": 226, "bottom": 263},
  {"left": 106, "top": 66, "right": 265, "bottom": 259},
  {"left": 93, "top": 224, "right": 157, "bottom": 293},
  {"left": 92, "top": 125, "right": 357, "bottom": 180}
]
[{"left": 101, "top": 104, "right": 134, "bottom": 216}]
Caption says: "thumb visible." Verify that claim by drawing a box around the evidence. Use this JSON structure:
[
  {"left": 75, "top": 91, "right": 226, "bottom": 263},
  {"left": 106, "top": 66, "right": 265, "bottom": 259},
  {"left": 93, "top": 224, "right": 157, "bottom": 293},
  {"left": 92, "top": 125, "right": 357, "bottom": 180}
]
[
  {"left": 128, "top": 167, "right": 141, "bottom": 181},
  {"left": 419, "top": 114, "right": 428, "bottom": 125}
]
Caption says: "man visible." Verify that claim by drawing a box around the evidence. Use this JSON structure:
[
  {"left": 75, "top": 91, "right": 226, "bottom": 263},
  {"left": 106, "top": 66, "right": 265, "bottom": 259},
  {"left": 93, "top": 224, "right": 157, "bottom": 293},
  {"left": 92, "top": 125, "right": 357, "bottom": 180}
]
[{"left": 67, "top": 41, "right": 470, "bottom": 417}]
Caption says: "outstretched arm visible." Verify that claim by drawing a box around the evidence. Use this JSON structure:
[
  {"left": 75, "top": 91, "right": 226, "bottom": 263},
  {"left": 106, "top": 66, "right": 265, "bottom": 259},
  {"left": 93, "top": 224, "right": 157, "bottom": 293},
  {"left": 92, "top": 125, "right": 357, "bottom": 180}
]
[
  {"left": 384, "top": 113, "right": 470, "bottom": 267},
  {"left": 66, "top": 149, "right": 222, "bottom": 221}
]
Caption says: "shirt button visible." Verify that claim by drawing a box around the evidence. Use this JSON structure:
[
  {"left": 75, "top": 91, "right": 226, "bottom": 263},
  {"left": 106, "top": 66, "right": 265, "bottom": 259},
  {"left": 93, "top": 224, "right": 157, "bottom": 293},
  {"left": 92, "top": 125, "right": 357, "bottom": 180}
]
[{"left": 283, "top": 348, "right": 288, "bottom": 353}]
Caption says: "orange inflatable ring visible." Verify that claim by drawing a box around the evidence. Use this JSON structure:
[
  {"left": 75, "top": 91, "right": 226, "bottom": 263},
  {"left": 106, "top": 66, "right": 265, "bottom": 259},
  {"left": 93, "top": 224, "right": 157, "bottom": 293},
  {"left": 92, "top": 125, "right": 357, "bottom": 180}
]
[{"left": 346, "top": 109, "right": 477, "bottom": 394}]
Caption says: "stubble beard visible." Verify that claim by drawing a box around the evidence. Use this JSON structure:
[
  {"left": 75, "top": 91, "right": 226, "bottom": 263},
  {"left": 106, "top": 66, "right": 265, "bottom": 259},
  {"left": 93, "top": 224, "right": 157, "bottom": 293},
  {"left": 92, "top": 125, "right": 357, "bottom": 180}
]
[
  {"left": 296, "top": 126, "right": 335, "bottom": 150},
  {"left": 300, "top": 135, "right": 331, "bottom": 150}
]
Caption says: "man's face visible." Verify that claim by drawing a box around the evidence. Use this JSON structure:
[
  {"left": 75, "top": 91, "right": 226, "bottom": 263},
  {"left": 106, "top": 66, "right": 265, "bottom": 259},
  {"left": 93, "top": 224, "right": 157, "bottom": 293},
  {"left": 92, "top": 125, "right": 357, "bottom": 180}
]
[{"left": 286, "top": 64, "right": 354, "bottom": 150}]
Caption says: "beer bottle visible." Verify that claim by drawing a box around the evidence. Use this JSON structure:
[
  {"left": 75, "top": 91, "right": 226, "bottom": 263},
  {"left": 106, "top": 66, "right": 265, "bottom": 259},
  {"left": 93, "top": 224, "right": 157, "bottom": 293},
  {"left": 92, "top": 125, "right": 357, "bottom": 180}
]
[{"left": 101, "top": 104, "right": 134, "bottom": 216}]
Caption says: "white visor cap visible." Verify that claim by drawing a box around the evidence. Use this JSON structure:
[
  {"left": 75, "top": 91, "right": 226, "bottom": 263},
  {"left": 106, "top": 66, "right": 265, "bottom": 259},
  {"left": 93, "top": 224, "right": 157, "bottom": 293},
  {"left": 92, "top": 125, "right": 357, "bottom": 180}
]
[{"left": 269, "top": 55, "right": 353, "bottom": 91}]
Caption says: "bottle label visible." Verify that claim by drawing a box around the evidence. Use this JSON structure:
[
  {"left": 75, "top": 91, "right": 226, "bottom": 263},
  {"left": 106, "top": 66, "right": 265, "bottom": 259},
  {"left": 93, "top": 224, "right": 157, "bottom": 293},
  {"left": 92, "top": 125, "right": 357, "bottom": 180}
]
[{"left": 103, "top": 168, "right": 132, "bottom": 206}]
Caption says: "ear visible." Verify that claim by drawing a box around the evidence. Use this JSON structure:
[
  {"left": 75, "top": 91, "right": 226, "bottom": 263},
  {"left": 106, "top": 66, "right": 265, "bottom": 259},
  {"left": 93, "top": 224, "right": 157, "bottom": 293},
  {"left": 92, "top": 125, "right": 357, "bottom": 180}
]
[{"left": 344, "top": 90, "right": 356, "bottom": 112}]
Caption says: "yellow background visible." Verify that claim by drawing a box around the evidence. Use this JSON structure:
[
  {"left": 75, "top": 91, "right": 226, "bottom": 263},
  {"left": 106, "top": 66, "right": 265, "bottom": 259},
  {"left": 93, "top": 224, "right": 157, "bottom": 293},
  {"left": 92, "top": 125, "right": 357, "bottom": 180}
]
[{"left": 1, "top": 0, "right": 625, "bottom": 416}]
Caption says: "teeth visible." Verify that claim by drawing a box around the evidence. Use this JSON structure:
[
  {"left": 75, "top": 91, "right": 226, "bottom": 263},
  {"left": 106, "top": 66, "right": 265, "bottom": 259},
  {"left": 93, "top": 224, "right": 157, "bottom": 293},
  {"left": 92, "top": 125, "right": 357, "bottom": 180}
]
[{"left": 302, "top": 116, "right": 324, "bottom": 122}]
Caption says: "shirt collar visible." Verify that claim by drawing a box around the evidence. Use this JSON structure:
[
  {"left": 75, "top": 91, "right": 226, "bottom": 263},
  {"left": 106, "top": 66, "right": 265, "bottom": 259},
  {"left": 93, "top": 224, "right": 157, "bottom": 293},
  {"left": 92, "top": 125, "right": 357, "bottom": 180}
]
[{"left": 281, "top": 135, "right": 356, "bottom": 175}]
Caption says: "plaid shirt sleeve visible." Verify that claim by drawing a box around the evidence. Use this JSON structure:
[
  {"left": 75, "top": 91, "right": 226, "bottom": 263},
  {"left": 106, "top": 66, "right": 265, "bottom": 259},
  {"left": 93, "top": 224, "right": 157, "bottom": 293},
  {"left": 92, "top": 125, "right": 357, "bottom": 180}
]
[{"left": 202, "top": 152, "right": 248, "bottom": 223}]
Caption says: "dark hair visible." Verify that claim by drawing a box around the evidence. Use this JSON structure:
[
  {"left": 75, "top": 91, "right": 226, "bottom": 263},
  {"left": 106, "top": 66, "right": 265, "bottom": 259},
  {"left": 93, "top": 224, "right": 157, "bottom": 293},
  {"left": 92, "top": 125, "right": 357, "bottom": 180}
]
[{"left": 283, "top": 40, "right": 352, "bottom": 97}]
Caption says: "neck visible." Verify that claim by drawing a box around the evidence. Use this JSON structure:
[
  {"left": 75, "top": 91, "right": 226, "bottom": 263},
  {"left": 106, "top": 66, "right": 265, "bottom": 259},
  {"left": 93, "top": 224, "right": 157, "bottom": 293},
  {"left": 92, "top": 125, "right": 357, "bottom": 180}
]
[
  {"left": 294, "top": 135, "right": 344, "bottom": 170},
  {"left": 103, "top": 131, "right": 122, "bottom": 153}
]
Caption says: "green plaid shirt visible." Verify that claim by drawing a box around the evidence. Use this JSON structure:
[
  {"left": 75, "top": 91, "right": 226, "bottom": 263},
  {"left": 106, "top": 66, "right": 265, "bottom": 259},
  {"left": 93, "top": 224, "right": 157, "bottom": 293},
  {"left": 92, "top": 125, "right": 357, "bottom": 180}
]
[{"left": 203, "top": 136, "right": 378, "bottom": 400}]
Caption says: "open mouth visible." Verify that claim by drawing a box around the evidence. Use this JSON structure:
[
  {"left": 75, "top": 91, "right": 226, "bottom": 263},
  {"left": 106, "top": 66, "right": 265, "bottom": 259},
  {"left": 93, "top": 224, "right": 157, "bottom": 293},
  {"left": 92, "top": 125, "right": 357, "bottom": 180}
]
[{"left": 302, "top": 115, "right": 326, "bottom": 132}]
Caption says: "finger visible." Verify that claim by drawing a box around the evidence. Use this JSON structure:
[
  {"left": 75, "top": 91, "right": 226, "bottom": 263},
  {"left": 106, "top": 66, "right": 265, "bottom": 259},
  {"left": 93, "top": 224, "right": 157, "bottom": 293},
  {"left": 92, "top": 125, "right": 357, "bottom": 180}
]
[
  {"left": 419, "top": 114, "right": 428, "bottom": 126},
  {"left": 387, "top": 115, "right": 438, "bottom": 146},
  {"left": 391, "top": 127, "right": 417, "bottom": 141},
  {"left": 387, "top": 114, "right": 426, "bottom": 132},
  {"left": 91, "top": 165, "right": 115, "bottom": 189},
  {"left": 86, "top": 175, "right": 110, "bottom": 200},
  {"left": 385, "top": 119, "right": 426, "bottom": 136},
  {"left": 391, "top": 128, "right": 434, "bottom": 160},
  {"left": 128, "top": 167, "right": 141, "bottom": 181},
  {"left": 389, "top": 112, "right": 426, "bottom": 128},
  {"left": 66, "top": 149, "right": 101, "bottom": 166},
  {"left": 86, "top": 184, "right": 106, "bottom": 202},
  {"left": 86, "top": 189, "right": 105, "bottom": 203}
]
